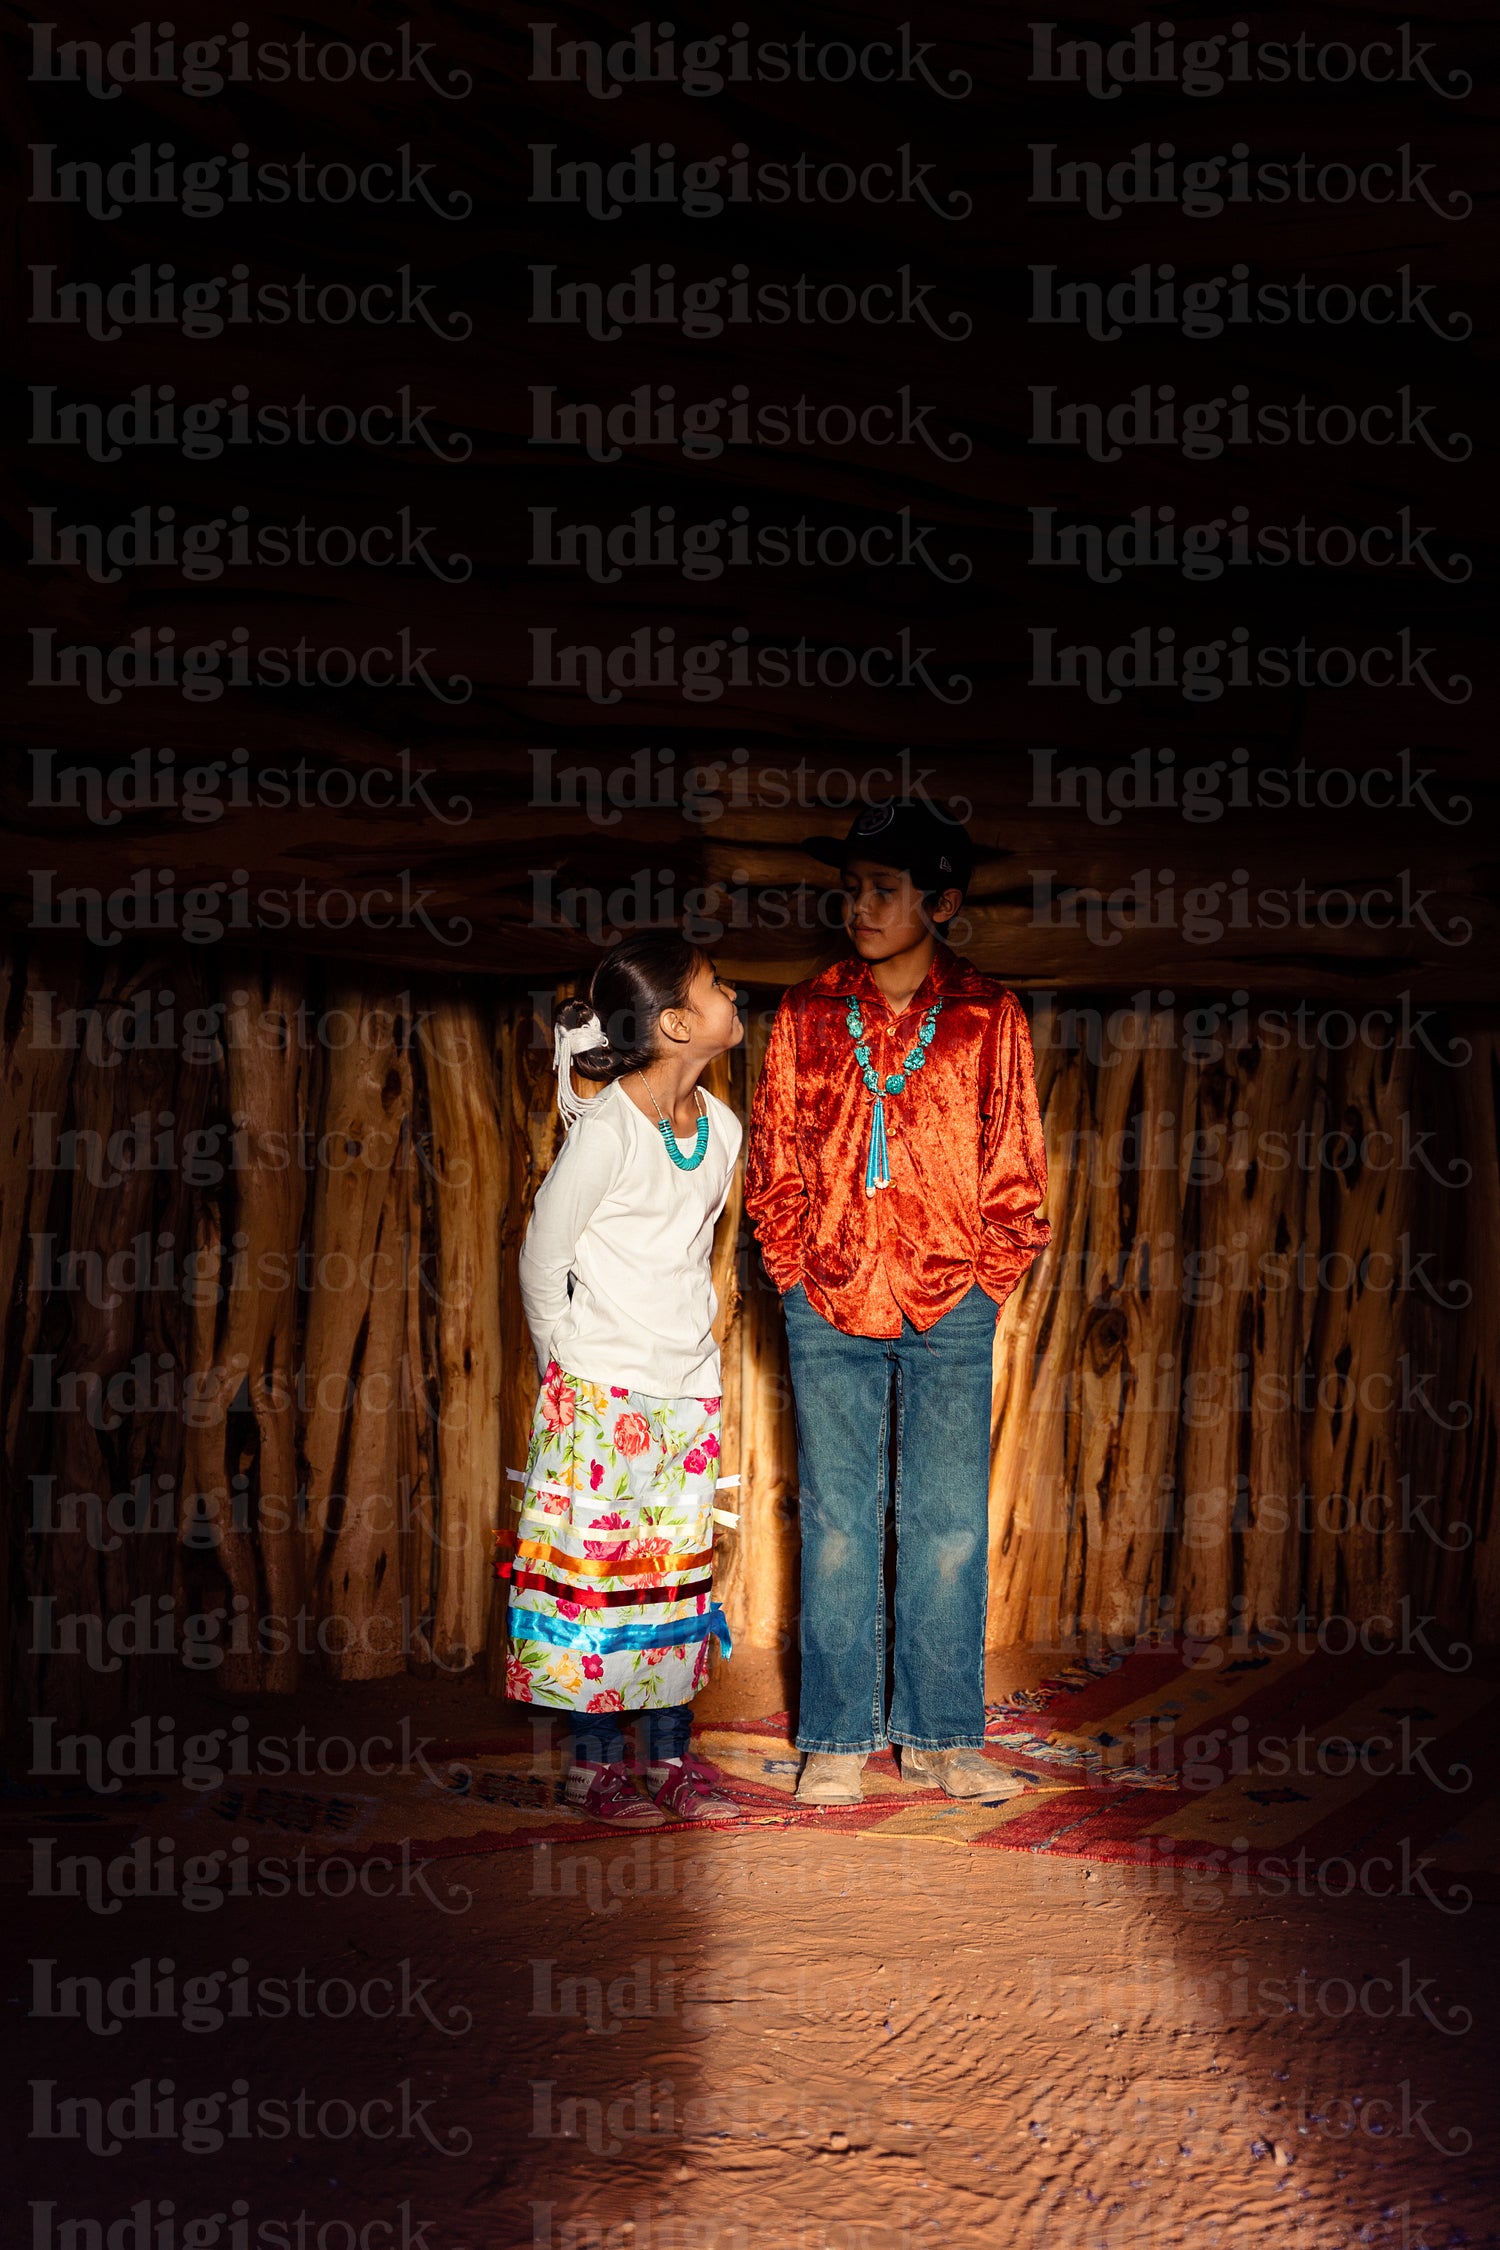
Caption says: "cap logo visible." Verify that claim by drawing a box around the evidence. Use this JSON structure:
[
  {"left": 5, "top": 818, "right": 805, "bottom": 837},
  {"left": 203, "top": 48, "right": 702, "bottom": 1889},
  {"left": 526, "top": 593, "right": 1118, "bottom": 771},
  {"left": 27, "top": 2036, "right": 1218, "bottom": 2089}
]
[{"left": 854, "top": 804, "right": 895, "bottom": 835}]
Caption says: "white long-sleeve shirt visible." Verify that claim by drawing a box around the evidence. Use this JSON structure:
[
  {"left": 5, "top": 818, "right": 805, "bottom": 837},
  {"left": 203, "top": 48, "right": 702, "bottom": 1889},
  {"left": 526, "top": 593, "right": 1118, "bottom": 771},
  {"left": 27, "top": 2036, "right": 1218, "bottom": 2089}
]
[{"left": 518, "top": 1079, "right": 742, "bottom": 1397}]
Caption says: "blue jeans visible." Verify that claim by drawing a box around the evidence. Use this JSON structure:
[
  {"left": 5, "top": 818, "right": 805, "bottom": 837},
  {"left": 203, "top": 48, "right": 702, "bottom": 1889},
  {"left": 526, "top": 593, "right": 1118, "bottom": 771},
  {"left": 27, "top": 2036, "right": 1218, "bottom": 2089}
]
[
  {"left": 567, "top": 1703, "right": 694, "bottom": 1766},
  {"left": 782, "top": 1282, "right": 998, "bottom": 1754}
]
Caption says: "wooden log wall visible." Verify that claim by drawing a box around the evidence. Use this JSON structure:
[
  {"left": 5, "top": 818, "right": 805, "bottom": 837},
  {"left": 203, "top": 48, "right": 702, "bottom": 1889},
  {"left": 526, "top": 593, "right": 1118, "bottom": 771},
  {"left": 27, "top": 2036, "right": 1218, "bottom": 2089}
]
[{"left": 3, "top": 944, "right": 1497, "bottom": 1726}]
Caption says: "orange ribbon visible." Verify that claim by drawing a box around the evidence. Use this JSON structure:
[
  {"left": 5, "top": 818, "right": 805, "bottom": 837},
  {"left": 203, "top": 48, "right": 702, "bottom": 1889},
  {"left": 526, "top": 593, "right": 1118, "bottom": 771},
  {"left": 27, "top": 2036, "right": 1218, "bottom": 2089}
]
[{"left": 494, "top": 1528, "right": 712, "bottom": 1579}]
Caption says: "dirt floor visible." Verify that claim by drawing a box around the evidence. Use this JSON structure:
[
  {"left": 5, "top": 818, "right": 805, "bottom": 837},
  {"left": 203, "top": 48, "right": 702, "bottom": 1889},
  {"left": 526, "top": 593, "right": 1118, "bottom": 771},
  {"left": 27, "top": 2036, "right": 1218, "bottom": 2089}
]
[{"left": 8, "top": 1665, "right": 1495, "bottom": 2250}]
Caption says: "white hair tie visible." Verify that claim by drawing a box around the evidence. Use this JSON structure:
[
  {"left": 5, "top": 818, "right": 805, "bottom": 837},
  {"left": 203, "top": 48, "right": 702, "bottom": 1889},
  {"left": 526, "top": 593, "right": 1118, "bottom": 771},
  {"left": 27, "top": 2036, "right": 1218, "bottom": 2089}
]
[{"left": 553, "top": 1010, "right": 611, "bottom": 1128}]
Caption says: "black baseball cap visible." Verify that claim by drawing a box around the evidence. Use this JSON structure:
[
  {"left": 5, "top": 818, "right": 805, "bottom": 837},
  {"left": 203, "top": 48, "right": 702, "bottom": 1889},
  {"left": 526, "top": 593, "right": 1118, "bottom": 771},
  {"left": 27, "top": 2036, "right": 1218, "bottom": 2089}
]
[{"left": 803, "top": 797, "right": 975, "bottom": 897}]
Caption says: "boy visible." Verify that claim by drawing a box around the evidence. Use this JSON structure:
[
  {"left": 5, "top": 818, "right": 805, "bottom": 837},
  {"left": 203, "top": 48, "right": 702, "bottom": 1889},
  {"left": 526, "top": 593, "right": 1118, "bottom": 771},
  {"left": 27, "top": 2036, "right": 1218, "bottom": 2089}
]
[{"left": 744, "top": 798, "right": 1050, "bottom": 1803}]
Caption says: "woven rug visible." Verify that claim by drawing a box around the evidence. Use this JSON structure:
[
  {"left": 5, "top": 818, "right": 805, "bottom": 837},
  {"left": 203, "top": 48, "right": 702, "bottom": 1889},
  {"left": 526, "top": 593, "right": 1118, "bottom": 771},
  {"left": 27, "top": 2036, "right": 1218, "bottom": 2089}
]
[{"left": 6, "top": 1642, "right": 1495, "bottom": 1895}]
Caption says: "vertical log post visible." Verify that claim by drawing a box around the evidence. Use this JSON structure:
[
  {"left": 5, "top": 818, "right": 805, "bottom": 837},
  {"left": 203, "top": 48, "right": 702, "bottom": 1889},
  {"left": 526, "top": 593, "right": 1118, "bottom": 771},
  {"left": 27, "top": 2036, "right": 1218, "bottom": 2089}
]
[
  {"left": 298, "top": 985, "right": 414, "bottom": 1682},
  {"left": 180, "top": 964, "right": 307, "bottom": 1696},
  {"left": 1176, "top": 1029, "right": 1324, "bottom": 1637},
  {"left": 987, "top": 1005, "right": 1094, "bottom": 1649},
  {"left": 416, "top": 998, "right": 505, "bottom": 1674},
  {"left": 1302, "top": 1037, "right": 1414, "bottom": 1622}
]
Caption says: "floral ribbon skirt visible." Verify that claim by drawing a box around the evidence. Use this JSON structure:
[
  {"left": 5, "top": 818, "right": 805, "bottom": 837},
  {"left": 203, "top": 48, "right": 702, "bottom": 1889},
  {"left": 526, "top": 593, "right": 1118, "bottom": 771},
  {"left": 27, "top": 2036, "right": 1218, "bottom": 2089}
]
[{"left": 496, "top": 1362, "right": 731, "bottom": 1715}]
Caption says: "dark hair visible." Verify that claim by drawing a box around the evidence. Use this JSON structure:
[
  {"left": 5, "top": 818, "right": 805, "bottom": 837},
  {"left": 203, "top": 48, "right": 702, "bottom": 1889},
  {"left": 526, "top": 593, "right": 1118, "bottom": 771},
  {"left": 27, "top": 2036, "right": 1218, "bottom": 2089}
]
[{"left": 559, "top": 932, "right": 710, "bottom": 1083}]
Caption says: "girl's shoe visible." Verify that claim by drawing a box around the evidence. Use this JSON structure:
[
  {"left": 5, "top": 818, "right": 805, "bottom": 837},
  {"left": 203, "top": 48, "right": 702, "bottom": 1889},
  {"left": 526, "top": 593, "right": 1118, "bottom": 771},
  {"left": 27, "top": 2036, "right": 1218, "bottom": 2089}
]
[
  {"left": 646, "top": 1754, "right": 742, "bottom": 1822},
  {"left": 563, "top": 1760, "right": 668, "bottom": 1828},
  {"left": 900, "top": 1746, "right": 1021, "bottom": 1801},
  {"left": 794, "top": 1752, "right": 866, "bottom": 1805}
]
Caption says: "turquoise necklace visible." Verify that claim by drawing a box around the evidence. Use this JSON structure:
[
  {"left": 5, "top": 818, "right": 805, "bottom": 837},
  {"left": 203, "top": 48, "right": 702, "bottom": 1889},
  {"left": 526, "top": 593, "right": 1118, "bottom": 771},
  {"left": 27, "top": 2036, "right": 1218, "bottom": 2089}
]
[
  {"left": 637, "top": 1074, "right": 710, "bottom": 1172},
  {"left": 845, "top": 994, "right": 941, "bottom": 1196}
]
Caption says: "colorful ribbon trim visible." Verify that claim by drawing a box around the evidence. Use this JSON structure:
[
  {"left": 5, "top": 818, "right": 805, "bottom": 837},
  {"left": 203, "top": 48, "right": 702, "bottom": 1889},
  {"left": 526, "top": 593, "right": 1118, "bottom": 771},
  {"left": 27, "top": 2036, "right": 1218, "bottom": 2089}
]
[
  {"left": 502, "top": 1567, "right": 714, "bottom": 1609},
  {"left": 507, "top": 1601, "right": 732, "bottom": 1659},
  {"left": 495, "top": 1529, "right": 712, "bottom": 1579}
]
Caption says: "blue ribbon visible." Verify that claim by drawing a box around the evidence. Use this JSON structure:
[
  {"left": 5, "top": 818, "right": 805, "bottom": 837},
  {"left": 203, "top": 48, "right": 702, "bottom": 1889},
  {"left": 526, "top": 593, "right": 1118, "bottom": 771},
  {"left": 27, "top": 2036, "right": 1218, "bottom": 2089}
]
[
  {"left": 508, "top": 1601, "right": 732, "bottom": 1661},
  {"left": 865, "top": 1093, "right": 890, "bottom": 1196}
]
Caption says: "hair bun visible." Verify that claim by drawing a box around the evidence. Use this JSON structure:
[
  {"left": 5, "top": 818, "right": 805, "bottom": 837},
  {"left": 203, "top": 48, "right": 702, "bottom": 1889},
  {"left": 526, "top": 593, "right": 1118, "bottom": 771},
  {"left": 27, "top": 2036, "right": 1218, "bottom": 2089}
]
[{"left": 552, "top": 1008, "right": 611, "bottom": 1129}]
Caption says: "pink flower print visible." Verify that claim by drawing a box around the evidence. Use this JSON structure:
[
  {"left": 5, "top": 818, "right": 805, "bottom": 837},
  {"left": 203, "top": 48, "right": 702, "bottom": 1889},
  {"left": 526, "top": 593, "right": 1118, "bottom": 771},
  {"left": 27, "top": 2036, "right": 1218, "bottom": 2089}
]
[
  {"left": 702, "top": 1434, "right": 720, "bottom": 1459},
  {"left": 556, "top": 1600, "right": 582, "bottom": 1620},
  {"left": 589, "top": 1460, "right": 604, "bottom": 1491},
  {"left": 583, "top": 1541, "right": 630, "bottom": 1563},
  {"left": 582, "top": 1654, "right": 604, "bottom": 1679},
  {"left": 610, "top": 1386, "right": 630, "bottom": 1398},
  {"left": 682, "top": 1449, "right": 708, "bottom": 1476},
  {"left": 697, "top": 1397, "right": 721, "bottom": 1413},
  {"left": 627, "top": 1539, "right": 672, "bottom": 1571},
  {"left": 589, "top": 1511, "right": 629, "bottom": 1530},
  {"left": 646, "top": 1648, "right": 665, "bottom": 1665},
  {"left": 612, "top": 1411, "right": 652, "bottom": 1457},
  {"left": 541, "top": 1368, "right": 576, "bottom": 1432},
  {"left": 505, "top": 1657, "right": 533, "bottom": 1701},
  {"left": 586, "top": 1689, "right": 625, "bottom": 1712},
  {"left": 540, "top": 1494, "right": 568, "bottom": 1517}
]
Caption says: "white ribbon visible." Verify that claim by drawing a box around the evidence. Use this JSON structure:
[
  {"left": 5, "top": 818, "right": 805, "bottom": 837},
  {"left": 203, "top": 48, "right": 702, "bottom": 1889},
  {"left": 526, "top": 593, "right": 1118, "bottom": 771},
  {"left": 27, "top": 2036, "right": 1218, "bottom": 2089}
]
[{"left": 552, "top": 1009, "right": 611, "bottom": 1127}]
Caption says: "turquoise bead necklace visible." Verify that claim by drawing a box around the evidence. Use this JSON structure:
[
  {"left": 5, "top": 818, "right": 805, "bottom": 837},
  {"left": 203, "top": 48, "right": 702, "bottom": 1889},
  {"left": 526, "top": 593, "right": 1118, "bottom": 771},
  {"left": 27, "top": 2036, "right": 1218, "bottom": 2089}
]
[
  {"left": 636, "top": 1073, "right": 710, "bottom": 1171},
  {"left": 845, "top": 994, "right": 942, "bottom": 1196}
]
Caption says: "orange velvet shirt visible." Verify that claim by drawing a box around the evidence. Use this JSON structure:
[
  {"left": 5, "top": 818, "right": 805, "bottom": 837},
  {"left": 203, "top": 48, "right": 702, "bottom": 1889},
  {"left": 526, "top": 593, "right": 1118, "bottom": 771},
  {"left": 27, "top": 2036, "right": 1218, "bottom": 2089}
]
[{"left": 744, "top": 945, "right": 1051, "bottom": 1338}]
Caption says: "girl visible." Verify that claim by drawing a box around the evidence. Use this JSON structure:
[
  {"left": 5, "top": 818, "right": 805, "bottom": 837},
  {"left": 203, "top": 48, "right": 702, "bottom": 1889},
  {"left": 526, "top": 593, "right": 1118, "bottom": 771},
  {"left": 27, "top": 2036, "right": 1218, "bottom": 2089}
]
[{"left": 499, "top": 932, "right": 746, "bottom": 1828}]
